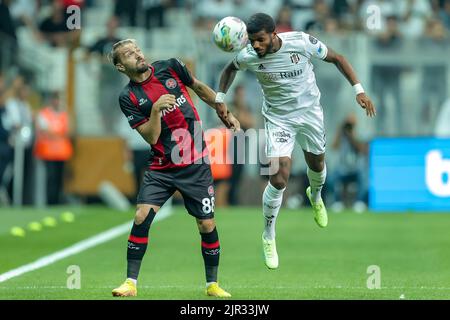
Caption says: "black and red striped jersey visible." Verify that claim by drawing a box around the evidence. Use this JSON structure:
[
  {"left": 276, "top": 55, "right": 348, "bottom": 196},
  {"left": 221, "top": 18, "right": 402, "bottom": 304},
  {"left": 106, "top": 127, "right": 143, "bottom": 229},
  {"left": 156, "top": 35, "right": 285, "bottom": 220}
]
[{"left": 118, "top": 58, "right": 208, "bottom": 170}]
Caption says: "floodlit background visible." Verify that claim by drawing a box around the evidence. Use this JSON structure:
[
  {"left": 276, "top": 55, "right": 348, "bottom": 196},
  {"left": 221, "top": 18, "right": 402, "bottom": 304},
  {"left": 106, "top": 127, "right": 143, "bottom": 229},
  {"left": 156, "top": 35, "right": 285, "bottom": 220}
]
[{"left": 0, "top": 0, "right": 449, "bottom": 300}]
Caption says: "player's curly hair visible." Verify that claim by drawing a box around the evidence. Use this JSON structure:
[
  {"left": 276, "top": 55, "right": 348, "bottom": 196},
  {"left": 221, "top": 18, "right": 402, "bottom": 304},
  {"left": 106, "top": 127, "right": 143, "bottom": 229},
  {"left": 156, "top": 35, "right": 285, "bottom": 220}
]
[
  {"left": 107, "top": 39, "right": 137, "bottom": 65},
  {"left": 246, "top": 13, "right": 275, "bottom": 34}
]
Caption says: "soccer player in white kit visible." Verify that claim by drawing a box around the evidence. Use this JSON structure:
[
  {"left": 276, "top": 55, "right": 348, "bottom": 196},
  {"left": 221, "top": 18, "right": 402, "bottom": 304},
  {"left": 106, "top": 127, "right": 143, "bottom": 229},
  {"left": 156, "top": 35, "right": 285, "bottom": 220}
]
[{"left": 215, "top": 13, "right": 376, "bottom": 269}]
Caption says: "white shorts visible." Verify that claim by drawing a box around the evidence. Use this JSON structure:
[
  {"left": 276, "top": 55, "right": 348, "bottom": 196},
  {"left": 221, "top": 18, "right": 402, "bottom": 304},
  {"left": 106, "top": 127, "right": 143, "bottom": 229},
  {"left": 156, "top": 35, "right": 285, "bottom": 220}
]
[{"left": 264, "top": 105, "right": 326, "bottom": 158}]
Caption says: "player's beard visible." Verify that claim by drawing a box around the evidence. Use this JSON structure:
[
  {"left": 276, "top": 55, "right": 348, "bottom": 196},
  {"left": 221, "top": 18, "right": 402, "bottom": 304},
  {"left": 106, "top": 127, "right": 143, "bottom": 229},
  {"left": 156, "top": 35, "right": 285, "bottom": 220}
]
[
  {"left": 266, "top": 36, "right": 275, "bottom": 54},
  {"left": 257, "top": 37, "right": 274, "bottom": 58},
  {"left": 136, "top": 60, "right": 149, "bottom": 73}
]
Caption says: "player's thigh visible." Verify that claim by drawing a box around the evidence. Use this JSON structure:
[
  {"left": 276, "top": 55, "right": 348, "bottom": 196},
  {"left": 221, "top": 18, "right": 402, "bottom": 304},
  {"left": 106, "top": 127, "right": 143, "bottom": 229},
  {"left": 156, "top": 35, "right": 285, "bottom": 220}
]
[
  {"left": 136, "top": 170, "right": 176, "bottom": 220},
  {"left": 296, "top": 105, "right": 326, "bottom": 156},
  {"left": 174, "top": 163, "right": 216, "bottom": 219},
  {"left": 264, "top": 119, "right": 296, "bottom": 159}
]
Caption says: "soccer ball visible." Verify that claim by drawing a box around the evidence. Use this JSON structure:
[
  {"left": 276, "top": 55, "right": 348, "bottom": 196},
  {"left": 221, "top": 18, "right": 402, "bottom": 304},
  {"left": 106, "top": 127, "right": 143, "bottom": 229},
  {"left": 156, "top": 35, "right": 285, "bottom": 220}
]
[{"left": 213, "top": 16, "right": 248, "bottom": 52}]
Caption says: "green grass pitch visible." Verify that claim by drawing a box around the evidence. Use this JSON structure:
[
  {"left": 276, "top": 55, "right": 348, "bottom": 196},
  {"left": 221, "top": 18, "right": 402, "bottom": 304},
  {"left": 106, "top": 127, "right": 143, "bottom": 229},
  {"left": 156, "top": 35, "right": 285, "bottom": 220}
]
[{"left": 0, "top": 205, "right": 450, "bottom": 300}]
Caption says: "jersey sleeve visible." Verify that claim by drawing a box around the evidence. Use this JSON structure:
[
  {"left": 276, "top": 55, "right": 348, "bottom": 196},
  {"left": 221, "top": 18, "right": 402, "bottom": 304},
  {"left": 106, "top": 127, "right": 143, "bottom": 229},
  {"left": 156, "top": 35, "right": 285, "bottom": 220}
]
[
  {"left": 300, "top": 32, "right": 328, "bottom": 60},
  {"left": 119, "top": 91, "right": 148, "bottom": 129},
  {"left": 169, "top": 58, "right": 194, "bottom": 86},
  {"left": 232, "top": 47, "right": 250, "bottom": 71}
]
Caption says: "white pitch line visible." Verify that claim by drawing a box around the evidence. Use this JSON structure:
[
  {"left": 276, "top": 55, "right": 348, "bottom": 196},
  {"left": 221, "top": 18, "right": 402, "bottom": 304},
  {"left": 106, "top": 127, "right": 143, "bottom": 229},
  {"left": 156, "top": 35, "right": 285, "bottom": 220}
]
[{"left": 0, "top": 207, "right": 173, "bottom": 283}]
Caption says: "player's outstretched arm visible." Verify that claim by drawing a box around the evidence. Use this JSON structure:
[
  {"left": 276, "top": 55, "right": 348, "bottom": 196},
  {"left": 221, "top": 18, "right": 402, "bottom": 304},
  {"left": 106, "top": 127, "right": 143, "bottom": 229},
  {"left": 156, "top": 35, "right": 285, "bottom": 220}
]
[
  {"left": 189, "top": 77, "right": 240, "bottom": 132},
  {"left": 218, "top": 60, "right": 239, "bottom": 95},
  {"left": 214, "top": 60, "right": 239, "bottom": 122},
  {"left": 323, "top": 47, "right": 377, "bottom": 118}
]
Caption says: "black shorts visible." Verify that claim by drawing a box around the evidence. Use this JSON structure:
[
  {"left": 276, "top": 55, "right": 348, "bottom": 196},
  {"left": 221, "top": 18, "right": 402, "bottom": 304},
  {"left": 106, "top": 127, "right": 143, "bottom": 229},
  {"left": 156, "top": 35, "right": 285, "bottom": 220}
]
[{"left": 137, "top": 163, "right": 215, "bottom": 219}]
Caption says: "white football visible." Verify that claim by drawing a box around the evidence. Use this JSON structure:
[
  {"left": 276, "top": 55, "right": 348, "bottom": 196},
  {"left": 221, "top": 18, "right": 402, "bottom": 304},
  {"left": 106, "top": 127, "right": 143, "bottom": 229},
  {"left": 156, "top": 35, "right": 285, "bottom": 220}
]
[{"left": 213, "top": 16, "right": 248, "bottom": 52}]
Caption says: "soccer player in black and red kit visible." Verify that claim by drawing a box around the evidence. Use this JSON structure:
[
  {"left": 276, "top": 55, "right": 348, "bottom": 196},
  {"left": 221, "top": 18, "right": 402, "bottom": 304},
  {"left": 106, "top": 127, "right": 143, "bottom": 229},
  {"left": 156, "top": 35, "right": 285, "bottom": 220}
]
[{"left": 109, "top": 39, "right": 240, "bottom": 298}]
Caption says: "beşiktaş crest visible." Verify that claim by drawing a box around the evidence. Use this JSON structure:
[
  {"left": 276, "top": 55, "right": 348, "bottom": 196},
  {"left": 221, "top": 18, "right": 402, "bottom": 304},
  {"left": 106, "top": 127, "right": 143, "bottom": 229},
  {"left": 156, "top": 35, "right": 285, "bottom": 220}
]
[{"left": 289, "top": 52, "right": 300, "bottom": 64}]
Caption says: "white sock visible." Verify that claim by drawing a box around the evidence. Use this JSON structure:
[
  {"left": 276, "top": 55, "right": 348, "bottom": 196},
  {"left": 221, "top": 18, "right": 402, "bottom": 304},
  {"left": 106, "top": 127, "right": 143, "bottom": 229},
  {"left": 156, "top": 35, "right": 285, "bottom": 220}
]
[
  {"left": 307, "top": 165, "right": 327, "bottom": 203},
  {"left": 127, "top": 278, "right": 137, "bottom": 285},
  {"left": 206, "top": 281, "right": 216, "bottom": 288},
  {"left": 262, "top": 181, "right": 285, "bottom": 240}
]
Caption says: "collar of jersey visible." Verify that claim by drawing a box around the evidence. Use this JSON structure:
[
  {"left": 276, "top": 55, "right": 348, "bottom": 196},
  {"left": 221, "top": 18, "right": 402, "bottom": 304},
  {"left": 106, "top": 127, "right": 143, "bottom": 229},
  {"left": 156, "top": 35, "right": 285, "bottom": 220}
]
[{"left": 265, "top": 35, "right": 285, "bottom": 57}]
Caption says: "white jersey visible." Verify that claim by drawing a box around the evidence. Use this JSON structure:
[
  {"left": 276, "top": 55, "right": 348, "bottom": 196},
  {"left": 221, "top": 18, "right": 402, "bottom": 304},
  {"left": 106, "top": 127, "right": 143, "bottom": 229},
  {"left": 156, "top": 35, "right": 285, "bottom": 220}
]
[{"left": 233, "top": 31, "right": 328, "bottom": 126}]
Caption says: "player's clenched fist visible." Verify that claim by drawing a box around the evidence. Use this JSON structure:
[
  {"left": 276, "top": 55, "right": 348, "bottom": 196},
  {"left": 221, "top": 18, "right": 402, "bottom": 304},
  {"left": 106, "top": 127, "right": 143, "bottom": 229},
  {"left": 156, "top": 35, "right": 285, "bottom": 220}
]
[{"left": 153, "top": 94, "right": 176, "bottom": 112}]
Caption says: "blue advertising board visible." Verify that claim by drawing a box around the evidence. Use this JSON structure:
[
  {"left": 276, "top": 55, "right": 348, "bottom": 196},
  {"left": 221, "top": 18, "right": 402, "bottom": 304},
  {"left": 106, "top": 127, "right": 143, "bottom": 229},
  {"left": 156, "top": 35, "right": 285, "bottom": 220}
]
[{"left": 369, "top": 138, "right": 450, "bottom": 211}]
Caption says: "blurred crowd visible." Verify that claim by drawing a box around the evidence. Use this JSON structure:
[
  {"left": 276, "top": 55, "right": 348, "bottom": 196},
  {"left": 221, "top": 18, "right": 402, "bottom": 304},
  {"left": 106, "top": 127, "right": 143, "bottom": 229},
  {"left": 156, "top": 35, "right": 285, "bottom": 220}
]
[
  {"left": 0, "top": 0, "right": 449, "bottom": 51},
  {"left": 193, "top": 0, "right": 450, "bottom": 43},
  {"left": 0, "top": 71, "right": 72, "bottom": 206}
]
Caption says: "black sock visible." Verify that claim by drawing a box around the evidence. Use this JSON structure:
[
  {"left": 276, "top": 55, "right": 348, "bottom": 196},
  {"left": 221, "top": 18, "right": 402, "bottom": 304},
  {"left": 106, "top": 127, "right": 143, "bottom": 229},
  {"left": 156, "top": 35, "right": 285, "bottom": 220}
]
[
  {"left": 126, "top": 208, "right": 156, "bottom": 280},
  {"left": 200, "top": 227, "right": 220, "bottom": 283}
]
